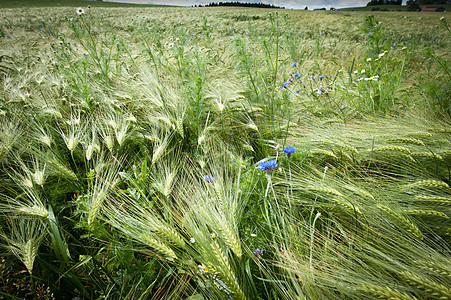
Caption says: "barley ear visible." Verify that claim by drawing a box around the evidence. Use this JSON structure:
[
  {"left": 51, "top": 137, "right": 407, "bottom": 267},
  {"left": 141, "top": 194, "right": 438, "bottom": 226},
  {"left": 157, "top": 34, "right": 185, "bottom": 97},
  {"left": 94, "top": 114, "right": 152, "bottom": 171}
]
[
  {"left": 357, "top": 284, "right": 417, "bottom": 300},
  {"left": 210, "top": 241, "right": 246, "bottom": 300},
  {"left": 377, "top": 205, "right": 423, "bottom": 239},
  {"left": 400, "top": 271, "right": 451, "bottom": 299}
]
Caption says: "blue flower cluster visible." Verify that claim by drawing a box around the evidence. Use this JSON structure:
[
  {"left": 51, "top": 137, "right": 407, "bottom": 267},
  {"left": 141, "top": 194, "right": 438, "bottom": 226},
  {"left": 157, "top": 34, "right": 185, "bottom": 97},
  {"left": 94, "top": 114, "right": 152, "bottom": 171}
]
[
  {"left": 257, "top": 160, "right": 278, "bottom": 172},
  {"left": 204, "top": 175, "right": 216, "bottom": 183},
  {"left": 283, "top": 146, "right": 295, "bottom": 158},
  {"left": 279, "top": 62, "right": 328, "bottom": 96},
  {"left": 184, "top": 32, "right": 205, "bottom": 45},
  {"left": 253, "top": 248, "right": 264, "bottom": 259}
]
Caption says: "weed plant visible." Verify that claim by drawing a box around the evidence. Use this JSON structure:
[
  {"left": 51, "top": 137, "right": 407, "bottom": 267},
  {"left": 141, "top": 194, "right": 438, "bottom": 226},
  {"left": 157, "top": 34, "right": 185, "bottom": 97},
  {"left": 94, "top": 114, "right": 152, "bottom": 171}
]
[{"left": 0, "top": 5, "right": 450, "bottom": 299}]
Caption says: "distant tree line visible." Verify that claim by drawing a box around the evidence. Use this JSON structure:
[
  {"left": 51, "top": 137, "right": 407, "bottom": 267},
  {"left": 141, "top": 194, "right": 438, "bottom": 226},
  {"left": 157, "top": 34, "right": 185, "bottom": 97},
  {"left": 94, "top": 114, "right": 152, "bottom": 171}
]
[
  {"left": 366, "top": 0, "right": 402, "bottom": 6},
  {"left": 407, "top": 0, "right": 448, "bottom": 3},
  {"left": 196, "top": 2, "right": 284, "bottom": 9},
  {"left": 405, "top": 0, "right": 448, "bottom": 11}
]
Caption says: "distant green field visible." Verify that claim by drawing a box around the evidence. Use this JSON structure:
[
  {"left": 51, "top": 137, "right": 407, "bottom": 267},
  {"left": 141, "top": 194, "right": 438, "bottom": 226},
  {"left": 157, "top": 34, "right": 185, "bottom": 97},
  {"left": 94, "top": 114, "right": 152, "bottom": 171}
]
[{"left": 0, "top": 0, "right": 170, "bottom": 8}]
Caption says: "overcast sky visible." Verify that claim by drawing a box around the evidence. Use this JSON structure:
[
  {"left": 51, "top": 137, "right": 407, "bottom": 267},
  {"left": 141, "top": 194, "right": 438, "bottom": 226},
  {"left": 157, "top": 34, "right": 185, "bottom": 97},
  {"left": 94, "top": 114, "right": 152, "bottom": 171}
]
[{"left": 104, "top": 0, "right": 407, "bottom": 10}]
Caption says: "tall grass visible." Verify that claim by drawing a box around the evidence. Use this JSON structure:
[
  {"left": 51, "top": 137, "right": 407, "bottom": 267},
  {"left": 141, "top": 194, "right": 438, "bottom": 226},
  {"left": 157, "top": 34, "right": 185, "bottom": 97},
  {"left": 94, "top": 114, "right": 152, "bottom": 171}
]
[{"left": 0, "top": 5, "right": 450, "bottom": 299}]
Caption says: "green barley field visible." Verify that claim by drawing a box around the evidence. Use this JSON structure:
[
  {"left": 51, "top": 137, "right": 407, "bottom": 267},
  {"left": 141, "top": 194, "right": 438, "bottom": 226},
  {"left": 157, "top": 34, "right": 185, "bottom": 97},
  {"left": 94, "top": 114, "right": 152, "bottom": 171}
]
[{"left": 0, "top": 2, "right": 450, "bottom": 299}]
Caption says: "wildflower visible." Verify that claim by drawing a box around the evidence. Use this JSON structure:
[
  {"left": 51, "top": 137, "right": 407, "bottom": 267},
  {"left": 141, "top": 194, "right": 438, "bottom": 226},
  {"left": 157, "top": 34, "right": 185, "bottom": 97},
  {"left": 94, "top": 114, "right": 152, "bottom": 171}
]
[
  {"left": 201, "top": 32, "right": 204, "bottom": 35},
  {"left": 366, "top": 58, "right": 372, "bottom": 62},
  {"left": 168, "top": 43, "right": 174, "bottom": 48},
  {"left": 254, "top": 248, "right": 264, "bottom": 259},
  {"left": 211, "top": 232, "right": 216, "bottom": 238},
  {"left": 310, "top": 76, "right": 316, "bottom": 81},
  {"left": 250, "top": 233, "right": 257, "bottom": 237},
  {"left": 292, "top": 62, "right": 297, "bottom": 67},
  {"left": 353, "top": 70, "right": 358, "bottom": 74},
  {"left": 279, "top": 82, "right": 288, "bottom": 89},
  {"left": 198, "top": 263, "right": 208, "bottom": 274},
  {"left": 204, "top": 175, "right": 216, "bottom": 183},
  {"left": 212, "top": 275, "right": 232, "bottom": 294},
  {"left": 401, "top": 46, "right": 407, "bottom": 50},
  {"left": 76, "top": 7, "right": 85, "bottom": 15},
  {"left": 293, "top": 72, "right": 300, "bottom": 78},
  {"left": 440, "top": 17, "right": 445, "bottom": 21},
  {"left": 318, "top": 75, "right": 325, "bottom": 79},
  {"left": 189, "top": 237, "right": 195, "bottom": 244},
  {"left": 190, "top": 33, "right": 194, "bottom": 36},
  {"left": 257, "top": 160, "right": 278, "bottom": 173},
  {"left": 295, "top": 89, "right": 301, "bottom": 94},
  {"left": 361, "top": 69, "right": 365, "bottom": 74},
  {"left": 393, "top": 42, "right": 398, "bottom": 47},
  {"left": 283, "top": 146, "right": 295, "bottom": 158},
  {"left": 378, "top": 52, "right": 385, "bottom": 58},
  {"left": 316, "top": 88, "right": 324, "bottom": 95},
  {"left": 7, "top": 36, "right": 10, "bottom": 38},
  {"left": 366, "top": 33, "right": 371, "bottom": 36}
]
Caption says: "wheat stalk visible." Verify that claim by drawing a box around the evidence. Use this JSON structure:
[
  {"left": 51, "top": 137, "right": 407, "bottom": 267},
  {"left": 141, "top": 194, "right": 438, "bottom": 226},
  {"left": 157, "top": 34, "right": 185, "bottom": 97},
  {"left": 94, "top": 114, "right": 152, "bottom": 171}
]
[
  {"left": 386, "top": 137, "right": 425, "bottom": 146},
  {"left": 412, "top": 152, "right": 443, "bottom": 160},
  {"left": 399, "top": 271, "right": 451, "bottom": 299},
  {"left": 414, "top": 260, "right": 451, "bottom": 278},
  {"left": 373, "top": 145, "right": 412, "bottom": 154},
  {"left": 0, "top": 218, "right": 47, "bottom": 274},
  {"left": 410, "top": 180, "right": 449, "bottom": 190},
  {"left": 309, "top": 149, "right": 337, "bottom": 159},
  {"left": 357, "top": 284, "right": 417, "bottom": 300},
  {"left": 414, "top": 195, "right": 451, "bottom": 206},
  {"left": 209, "top": 241, "right": 246, "bottom": 300},
  {"left": 403, "top": 209, "right": 448, "bottom": 219},
  {"left": 377, "top": 205, "right": 423, "bottom": 239}
]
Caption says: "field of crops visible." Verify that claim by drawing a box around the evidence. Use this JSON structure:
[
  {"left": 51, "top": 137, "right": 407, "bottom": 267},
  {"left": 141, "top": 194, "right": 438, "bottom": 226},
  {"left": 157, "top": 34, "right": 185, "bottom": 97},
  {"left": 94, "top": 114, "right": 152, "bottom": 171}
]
[{"left": 0, "top": 3, "right": 450, "bottom": 299}]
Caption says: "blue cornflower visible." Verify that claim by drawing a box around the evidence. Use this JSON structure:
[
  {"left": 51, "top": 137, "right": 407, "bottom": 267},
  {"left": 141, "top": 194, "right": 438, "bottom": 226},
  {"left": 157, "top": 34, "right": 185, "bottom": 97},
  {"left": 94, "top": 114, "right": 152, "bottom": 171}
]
[
  {"left": 186, "top": 36, "right": 189, "bottom": 39},
  {"left": 201, "top": 32, "right": 204, "bottom": 35},
  {"left": 204, "top": 175, "right": 216, "bottom": 183},
  {"left": 393, "top": 42, "right": 398, "bottom": 46},
  {"left": 253, "top": 248, "right": 264, "bottom": 259},
  {"left": 190, "top": 33, "right": 194, "bottom": 36},
  {"left": 7, "top": 36, "right": 11, "bottom": 38},
  {"left": 367, "top": 33, "right": 371, "bottom": 36},
  {"left": 292, "top": 62, "right": 297, "bottom": 67},
  {"left": 295, "top": 89, "right": 302, "bottom": 94},
  {"left": 293, "top": 72, "right": 300, "bottom": 78},
  {"left": 283, "top": 146, "right": 295, "bottom": 158},
  {"left": 279, "top": 82, "right": 288, "bottom": 89},
  {"left": 318, "top": 75, "right": 325, "bottom": 79},
  {"left": 257, "top": 160, "right": 278, "bottom": 173}
]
